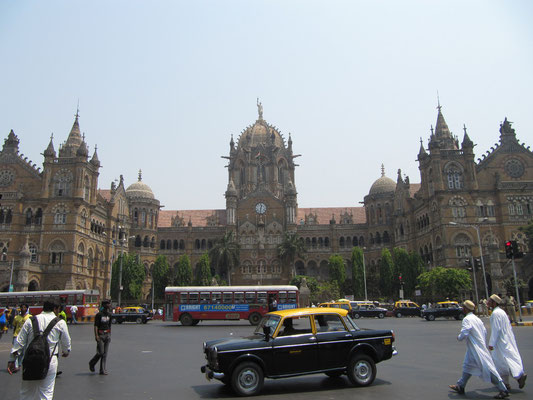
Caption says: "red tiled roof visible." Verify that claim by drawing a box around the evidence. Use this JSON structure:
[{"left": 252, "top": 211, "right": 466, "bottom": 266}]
[
  {"left": 159, "top": 209, "right": 227, "bottom": 228},
  {"left": 409, "top": 183, "right": 421, "bottom": 197},
  {"left": 297, "top": 207, "right": 366, "bottom": 225},
  {"left": 98, "top": 190, "right": 112, "bottom": 202}
]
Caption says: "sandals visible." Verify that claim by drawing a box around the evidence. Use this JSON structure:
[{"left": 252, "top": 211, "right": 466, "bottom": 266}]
[
  {"left": 449, "top": 384, "right": 465, "bottom": 394},
  {"left": 517, "top": 373, "right": 527, "bottom": 389}
]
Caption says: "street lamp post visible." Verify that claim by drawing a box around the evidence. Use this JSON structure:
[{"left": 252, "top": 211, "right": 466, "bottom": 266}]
[
  {"left": 450, "top": 220, "right": 490, "bottom": 300},
  {"left": 117, "top": 228, "right": 127, "bottom": 308},
  {"left": 468, "top": 256, "right": 479, "bottom": 306},
  {"left": 362, "top": 247, "right": 368, "bottom": 301}
]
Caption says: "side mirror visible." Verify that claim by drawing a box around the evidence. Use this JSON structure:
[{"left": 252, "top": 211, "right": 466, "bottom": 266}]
[{"left": 263, "top": 326, "right": 271, "bottom": 342}]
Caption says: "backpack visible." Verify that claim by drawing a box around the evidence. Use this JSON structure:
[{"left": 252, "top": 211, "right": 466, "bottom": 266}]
[{"left": 22, "top": 316, "right": 60, "bottom": 380}]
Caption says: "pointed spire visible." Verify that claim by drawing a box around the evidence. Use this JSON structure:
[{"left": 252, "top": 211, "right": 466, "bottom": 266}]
[
  {"left": 43, "top": 133, "right": 56, "bottom": 158},
  {"left": 381, "top": 163, "right": 385, "bottom": 177},
  {"left": 397, "top": 168, "right": 404, "bottom": 184},
  {"left": 435, "top": 104, "right": 451, "bottom": 139},
  {"left": 138, "top": 169, "right": 142, "bottom": 181},
  {"left": 2, "top": 129, "right": 20, "bottom": 153},
  {"left": 461, "top": 124, "right": 473, "bottom": 149},
  {"left": 60, "top": 108, "right": 83, "bottom": 157},
  {"left": 230, "top": 134, "right": 235, "bottom": 149},
  {"left": 90, "top": 144, "right": 101, "bottom": 167},
  {"left": 418, "top": 137, "right": 428, "bottom": 158},
  {"left": 76, "top": 133, "right": 89, "bottom": 157}
]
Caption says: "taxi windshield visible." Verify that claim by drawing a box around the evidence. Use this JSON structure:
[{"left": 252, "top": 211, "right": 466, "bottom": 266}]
[
  {"left": 343, "top": 314, "right": 360, "bottom": 331},
  {"left": 254, "top": 314, "right": 281, "bottom": 336}
]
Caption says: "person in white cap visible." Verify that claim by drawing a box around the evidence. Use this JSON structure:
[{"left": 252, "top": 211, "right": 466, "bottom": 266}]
[
  {"left": 488, "top": 294, "right": 527, "bottom": 390},
  {"left": 449, "top": 300, "right": 509, "bottom": 399}
]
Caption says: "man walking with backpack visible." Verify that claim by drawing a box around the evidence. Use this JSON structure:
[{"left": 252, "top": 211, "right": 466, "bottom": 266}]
[{"left": 7, "top": 300, "right": 71, "bottom": 400}]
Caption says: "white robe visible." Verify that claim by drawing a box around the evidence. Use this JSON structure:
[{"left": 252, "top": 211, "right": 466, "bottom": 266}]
[
  {"left": 458, "top": 312, "right": 502, "bottom": 383},
  {"left": 489, "top": 306, "right": 524, "bottom": 379}
]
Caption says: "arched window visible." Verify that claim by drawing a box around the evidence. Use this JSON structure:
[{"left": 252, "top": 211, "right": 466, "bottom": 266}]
[
  {"left": 352, "top": 237, "right": 358, "bottom": 247},
  {"left": 5, "top": 209, "right": 12, "bottom": 224},
  {"left": 311, "top": 237, "right": 317, "bottom": 248},
  {"left": 375, "top": 232, "right": 381, "bottom": 244},
  {"left": 151, "top": 237, "right": 155, "bottom": 248},
  {"left": 318, "top": 237, "right": 323, "bottom": 248},
  {"left": 166, "top": 239, "right": 171, "bottom": 249},
  {"left": 160, "top": 240, "right": 166, "bottom": 250},
  {"left": 383, "top": 231, "right": 390, "bottom": 243},
  {"left": 195, "top": 239, "right": 200, "bottom": 250},
  {"left": 454, "top": 233, "right": 471, "bottom": 258},
  {"left": 84, "top": 176, "right": 90, "bottom": 201},
  {"left": 339, "top": 237, "right": 345, "bottom": 248},
  {"left": 35, "top": 208, "right": 43, "bottom": 225},
  {"left": 324, "top": 237, "right": 330, "bottom": 247},
  {"left": 50, "top": 240, "right": 66, "bottom": 264},
  {"left": 135, "top": 235, "right": 142, "bottom": 247},
  {"left": 359, "top": 236, "right": 364, "bottom": 246},
  {"left": 25, "top": 208, "right": 33, "bottom": 225},
  {"left": 445, "top": 163, "right": 464, "bottom": 189},
  {"left": 179, "top": 240, "right": 185, "bottom": 250},
  {"left": 53, "top": 170, "right": 73, "bottom": 197},
  {"left": 143, "top": 236, "right": 149, "bottom": 247},
  {"left": 29, "top": 243, "right": 38, "bottom": 262},
  {"left": 369, "top": 234, "right": 374, "bottom": 245},
  {"left": 450, "top": 197, "right": 467, "bottom": 220},
  {"left": 305, "top": 237, "right": 311, "bottom": 248},
  {"left": 173, "top": 240, "right": 178, "bottom": 250},
  {"left": 54, "top": 206, "right": 67, "bottom": 225},
  {"left": 77, "top": 243, "right": 84, "bottom": 268},
  {"left": 201, "top": 239, "right": 206, "bottom": 250}
]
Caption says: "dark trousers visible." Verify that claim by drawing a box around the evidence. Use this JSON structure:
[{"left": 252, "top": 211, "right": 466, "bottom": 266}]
[{"left": 90, "top": 332, "right": 111, "bottom": 372}]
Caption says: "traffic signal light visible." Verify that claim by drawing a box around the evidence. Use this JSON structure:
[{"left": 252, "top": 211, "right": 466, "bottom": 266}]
[
  {"left": 505, "top": 241, "right": 513, "bottom": 258},
  {"left": 464, "top": 258, "right": 471, "bottom": 267}
]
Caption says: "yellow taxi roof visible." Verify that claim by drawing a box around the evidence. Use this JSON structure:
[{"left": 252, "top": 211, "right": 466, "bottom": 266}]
[
  {"left": 269, "top": 307, "right": 348, "bottom": 318},
  {"left": 437, "top": 301, "right": 459, "bottom": 305}
]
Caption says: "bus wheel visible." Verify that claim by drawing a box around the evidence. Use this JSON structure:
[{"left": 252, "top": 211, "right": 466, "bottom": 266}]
[
  {"left": 180, "top": 313, "right": 193, "bottom": 326},
  {"left": 192, "top": 319, "right": 200, "bottom": 325},
  {"left": 248, "top": 312, "right": 262, "bottom": 326}
]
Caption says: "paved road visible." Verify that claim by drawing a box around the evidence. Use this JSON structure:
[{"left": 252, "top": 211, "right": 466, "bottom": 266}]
[{"left": 1, "top": 316, "right": 531, "bottom": 399}]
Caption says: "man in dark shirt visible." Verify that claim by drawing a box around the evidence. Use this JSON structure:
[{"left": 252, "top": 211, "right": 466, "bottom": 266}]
[{"left": 89, "top": 300, "right": 112, "bottom": 375}]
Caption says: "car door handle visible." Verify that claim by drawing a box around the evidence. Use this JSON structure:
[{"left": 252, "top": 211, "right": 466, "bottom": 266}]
[
  {"left": 344, "top": 334, "right": 352, "bottom": 337},
  {"left": 309, "top": 336, "right": 316, "bottom": 341}
]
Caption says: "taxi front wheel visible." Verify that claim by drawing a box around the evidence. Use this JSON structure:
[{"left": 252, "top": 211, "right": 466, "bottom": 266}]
[
  {"left": 347, "top": 354, "right": 376, "bottom": 387},
  {"left": 231, "top": 361, "right": 264, "bottom": 396}
]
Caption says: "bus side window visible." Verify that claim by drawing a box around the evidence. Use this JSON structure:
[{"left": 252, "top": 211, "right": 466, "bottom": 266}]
[
  {"left": 212, "top": 292, "right": 221, "bottom": 304},
  {"left": 245, "top": 292, "right": 256, "bottom": 304},
  {"left": 223, "top": 292, "right": 233, "bottom": 304},
  {"left": 279, "top": 292, "right": 287, "bottom": 304},
  {"left": 234, "top": 292, "right": 244, "bottom": 304},
  {"left": 257, "top": 292, "right": 267, "bottom": 304},
  {"left": 179, "top": 292, "right": 188, "bottom": 304},
  {"left": 200, "top": 292, "right": 210, "bottom": 304},
  {"left": 288, "top": 292, "right": 297, "bottom": 304},
  {"left": 189, "top": 293, "right": 199, "bottom": 304}
]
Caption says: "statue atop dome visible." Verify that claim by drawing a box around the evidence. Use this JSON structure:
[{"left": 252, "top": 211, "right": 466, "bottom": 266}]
[{"left": 257, "top": 98, "right": 263, "bottom": 120}]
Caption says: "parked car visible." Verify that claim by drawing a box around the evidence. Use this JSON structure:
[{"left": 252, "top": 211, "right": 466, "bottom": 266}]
[
  {"left": 201, "top": 307, "right": 397, "bottom": 396},
  {"left": 421, "top": 301, "right": 465, "bottom": 321},
  {"left": 351, "top": 303, "right": 388, "bottom": 319},
  {"left": 111, "top": 306, "right": 152, "bottom": 324},
  {"left": 392, "top": 300, "right": 421, "bottom": 318},
  {"left": 318, "top": 301, "right": 352, "bottom": 316}
]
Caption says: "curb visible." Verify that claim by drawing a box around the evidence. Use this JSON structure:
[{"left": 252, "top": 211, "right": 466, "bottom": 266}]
[{"left": 512, "top": 321, "right": 533, "bottom": 326}]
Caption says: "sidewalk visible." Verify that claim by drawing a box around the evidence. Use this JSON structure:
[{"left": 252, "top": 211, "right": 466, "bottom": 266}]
[{"left": 512, "top": 314, "right": 533, "bottom": 327}]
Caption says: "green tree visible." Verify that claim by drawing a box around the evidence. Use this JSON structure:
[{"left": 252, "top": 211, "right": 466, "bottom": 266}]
[
  {"left": 278, "top": 231, "right": 306, "bottom": 277},
  {"left": 351, "top": 247, "right": 365, "bottom": 299},
  {"left": 209, "top": 230, "right": 240, "bottom": 285},
  {"left": 312, "top": 281, "right": 341, "bottom": 304},
  {"left": 174, "top": 254, "right": 193, "bottom": 286},
  {"left": 502, "top": 277, "right": 527, "bottom": 296},
  {"left": 328, "top": 254, "right": 346, "bottom": 296},
  {"left": 111, "top": 253, "right": 146, "bottom": 301},
  {"left": 194, "top": 253, "right": 212, "bottom": 286},
  {"left": 417, "top": 267, "right": 471, "bottom": 299},
  {"left": 379, "top": 248, "right": 394, "bottom": 298},
  {"left": 152, "top": 255, "right": 170, "bottom": 299}
]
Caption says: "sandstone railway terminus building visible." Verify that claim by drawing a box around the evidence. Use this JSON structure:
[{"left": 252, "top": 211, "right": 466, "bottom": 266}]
[{"left": 0, "top": 103, "right": 532, "bottom": 301}]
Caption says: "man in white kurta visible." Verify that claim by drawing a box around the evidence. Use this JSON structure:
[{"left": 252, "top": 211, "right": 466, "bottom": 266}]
[
  {"left": 488, "top": 294, "right": 527, "bottom": 389},
  {"left": 7, "top": 300, "right": 71, "bottom": 400},
  {"left": 450, "top": 300, "right": 509, "bottom": 399}
]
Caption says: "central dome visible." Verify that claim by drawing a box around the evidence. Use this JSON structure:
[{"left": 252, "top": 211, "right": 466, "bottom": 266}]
[
  {"left": 126, "top": 170, "right": 154, "bottom": 200},
  {"left": 238, "top": 119, "right": 284, "bottom": 148},
  {"left": 369, "top": 165, "right": 396, "bottom": 195}
]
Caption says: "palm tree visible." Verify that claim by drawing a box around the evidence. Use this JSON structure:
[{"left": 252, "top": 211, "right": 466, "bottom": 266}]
[
  {"left": 278, "top": 231, "right": 306, "bottom": 277},
  {"left": 209, "top": 230, "right": 240, "bottom": 285}
]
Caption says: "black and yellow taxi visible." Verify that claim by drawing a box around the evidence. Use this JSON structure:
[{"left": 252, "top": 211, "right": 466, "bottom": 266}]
[
  {"left": 318, "top": 301, "right": 352, "bottom": 315},
  {"left": 201, "top": 307, "right": 397, "bottom": 396},
  {"left": 111, "top": 306, "right": 152, "bottom": 324},
  {"left": 421, "top": 301, "right": 464, "bottom": 321},
  {"left": 392, "top": 300, "right": 421, "bottom": 318}
]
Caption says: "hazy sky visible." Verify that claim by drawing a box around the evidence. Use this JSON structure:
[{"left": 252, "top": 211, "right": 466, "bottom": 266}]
[{"left": 1, "top": 1, "right": 532, "bottom": 211}]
